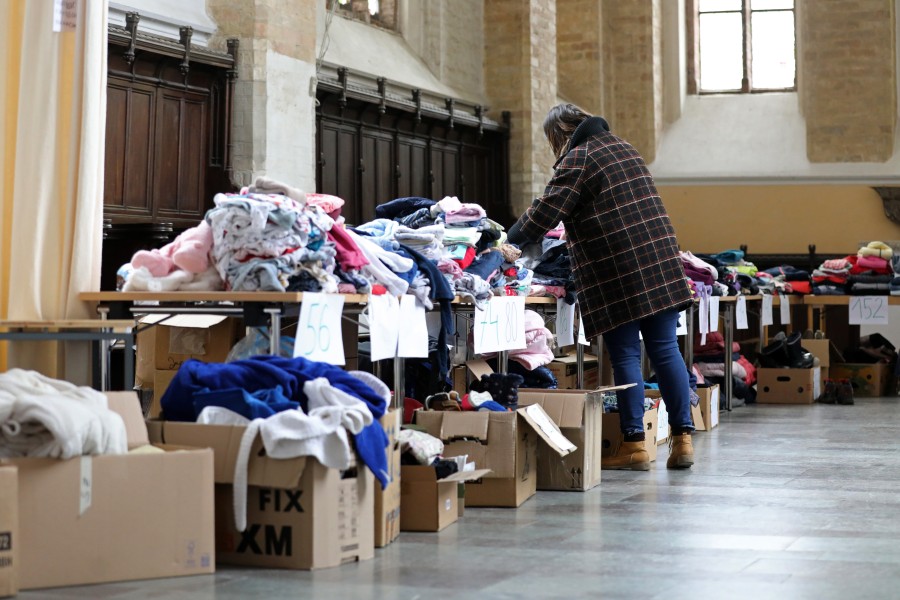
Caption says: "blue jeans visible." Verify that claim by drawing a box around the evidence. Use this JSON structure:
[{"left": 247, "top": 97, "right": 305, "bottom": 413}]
[{"left": 603, "top": 309, "right": 694, "bottom": 436}]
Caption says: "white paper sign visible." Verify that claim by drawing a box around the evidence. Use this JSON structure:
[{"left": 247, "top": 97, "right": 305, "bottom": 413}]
[
  {"left": 474, "top": 296, "right": 526, "bottom": 354},
  {"left": 368, "top": 294, "right": 401, "bottom": 362},
  {"left": 53, "top": 0, "right": 78, "bottom": 32},
  {"left": 710, "top": 387, "right": 720, "bottom": 427},
  {"left": 676, "top": 311, "right": 688, "bottom": 336},
  {"left": 736, "top": 296, "right": 749, "bottom": 330},
  {"left": 698, "top": 295, "right": 709, "bottom": 346},
  {"left": 556, "top": 299, "right": 576, "bottom": 347},
  {"left": 578, "top": 316, "right": 589, "bottom": 346},
  {"left": 709, "top": 296, "right": 720, "bottom": 333},
  {"left": 656, "top": 400, "right": 669, "bottom": 444},
  {"left": 294, "top": 292, "right": 345, "bottom": 365},
  {"left": 398, "top": 295, "right": 429, "bottom": 358},
  {"left": 849, "top": 296, "right": 889, "bottom": 325},
  {"left": 761, "top": 295, "right": 774, "bottom": 327},
  {"left": 779, "top": 293, "right": 791, "bottom": 325}
]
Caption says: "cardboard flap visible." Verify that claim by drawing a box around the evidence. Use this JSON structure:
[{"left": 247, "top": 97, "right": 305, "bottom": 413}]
[
  {"left": 439, "top": 412, "right": 490, "bottom": 441},
  {"left": 155, "top": 421, "right": 308, "bottom": 488},
  {"left": 465, "top": 359, "right": 494, "bottom": 380},
  {"left": 438, "top": 468, "right": 492, "bottom": 483},
  {"left": 401, "top": 465, "right": 440, "bottom": 482},
  {"left": 105, "top": 392, "right": 150, "bottom": 450},
  {"left": 516, "top": 404, "right": 577, "bottom": 456},
  {"left": 412, "top": 410, "right": 444, "bottom": 439}
]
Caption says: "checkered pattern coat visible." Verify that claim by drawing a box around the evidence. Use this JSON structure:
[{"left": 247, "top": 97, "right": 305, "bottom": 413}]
[{"left": 512, "top": 118, "right": 692, "bottom": 339}]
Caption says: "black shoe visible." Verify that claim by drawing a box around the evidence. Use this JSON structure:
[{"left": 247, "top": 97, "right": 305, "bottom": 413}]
[
  {"left": 785, "top": 331, "right": 816, "bottom": 369},
  {"left": 818, "top": 379, "right": 838, "bottom": 404},
  {"left": 837, "top": 379, "right": 855, "bottom": 405},
  {"left": 760, "top": 336, "right": 791, "bottom": 368}
]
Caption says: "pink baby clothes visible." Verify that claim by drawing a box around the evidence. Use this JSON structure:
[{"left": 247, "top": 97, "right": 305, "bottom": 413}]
[
  {"left": 131, "top": 221, "right": 213, "bottom": 276},
  {"left": 437, "top": 258, "right": 463, "bottom": 281},
  {"left": 328, "top": 224, "right": 370, "bottom": 271},
  {"left": 306, "top": 193, "right": 345, "bottom": 215},
  {"left": 856, "top": 255, "right": 890, "bottom": 272},
  {"left": 445, "top": 203, "right": 487, "bottom": 225}
]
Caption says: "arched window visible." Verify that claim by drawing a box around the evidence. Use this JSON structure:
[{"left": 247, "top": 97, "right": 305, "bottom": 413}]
[
  {"left": 688, "top": 0, "right": 796, "bottom": 93},
  {"left": 328, "top": 0, "right": 398, "bottom": 31}
]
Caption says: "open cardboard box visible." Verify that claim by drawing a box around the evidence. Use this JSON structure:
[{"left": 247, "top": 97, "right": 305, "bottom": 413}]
[
  {"left": 400, "top": 466, "right": 491, "bottom": 532},
  {"left": 149, "top": 418, "right": 374, "bottom": 570},
  {"left": 547, "top": 353, "right": 599, "bottom": 390},
  {"left": 375, "top": 409, "right": 402, "bottom": 548},
  {"left": 0, "top": 467, "right": 17, "bottom": 598},
  {"left": 414, "top": 360, "right": 576, "bottom": 507},
  {"left": 601, "top": 406, "right": 659, "bottom": 463},
  {"left": 2, "top": 393, "right": 215, "bottom": 591},
  {"left": 696, "top": 384, "right": 720, "bottom": 431}
]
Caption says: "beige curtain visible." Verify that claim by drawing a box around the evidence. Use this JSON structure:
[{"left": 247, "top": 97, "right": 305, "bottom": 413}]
[{"left": 0, "top": 0, "right": 108, "bottom": 380}]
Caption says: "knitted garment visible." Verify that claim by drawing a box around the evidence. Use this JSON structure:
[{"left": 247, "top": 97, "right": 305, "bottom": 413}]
[
  {"left": 858, "top": 241, "right": 893, "bottom": 260},
  {"left": 0, "top": 369, "right": 127, "bottom": 458},
  {"left": 247, "top": 176, "right": 306, "bottom": 205},
  {"left": 470, "top": 373, "right": 525, "bottom": 410},
  {"left": 498, "top": 244, "right": 522, "bottom": 263}
]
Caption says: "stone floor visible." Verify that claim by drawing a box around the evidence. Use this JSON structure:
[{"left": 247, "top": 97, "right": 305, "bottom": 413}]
[{"left": 25, "top": 397, "right": 900, "bottom": 600}]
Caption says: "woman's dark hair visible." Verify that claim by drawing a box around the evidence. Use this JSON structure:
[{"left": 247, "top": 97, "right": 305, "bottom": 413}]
[{"left": 543, "top": 103, "right": 592, "bottom": 159}]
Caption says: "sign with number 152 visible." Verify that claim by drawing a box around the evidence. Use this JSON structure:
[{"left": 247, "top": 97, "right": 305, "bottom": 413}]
[{"left": 849, "top": 296, "right": 889, "bottom": 325}]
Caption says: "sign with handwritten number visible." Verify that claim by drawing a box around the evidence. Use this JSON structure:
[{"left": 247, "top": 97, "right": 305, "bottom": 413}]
[
  {"left": 474, "top": 296, "right": 526, "bottom": 354},
  {"left": 849, "top": 296, "right": 889, "bottom": 325},
  {"left": 736, "top": 296, "right": 749, "bottom": 330},
  {"left": 556, "top": 299, "right": 576, "bottom": 346},
  {"left": 761, "top": 295, "right": 774, "bottom": 327},
  {"left": 578, "top": 316, "right": 589, "bottom": 346},
  {"left": 398, "top": 295, "right": 429, "bottom": 358},
  {"left": 779, "top": 293, "right": 791, "bottom": 325},
  {"left": 709, "top": 296, "right": 720, "bottom": 333},
  {"left": 294, "top": 293, "right": 345, "bottom": 365},
  {"left": 368, "top": 294, "right": 401, "bottom": 362}
]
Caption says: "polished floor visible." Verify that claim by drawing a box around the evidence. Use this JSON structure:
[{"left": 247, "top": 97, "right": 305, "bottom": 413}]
[{"left": 27, "top": 397, "right": 900, "bottom": 599}]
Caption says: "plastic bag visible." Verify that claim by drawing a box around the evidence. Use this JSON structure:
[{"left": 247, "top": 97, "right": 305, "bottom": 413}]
[{"left": 226, "top": 327, "right": 295, "bottom": 361}]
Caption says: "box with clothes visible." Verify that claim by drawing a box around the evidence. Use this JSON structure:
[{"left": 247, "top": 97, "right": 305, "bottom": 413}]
[
  {"left": 696, "top": 384, "right": 720, "bottom": 431},
  {"left": 146, "top": 354, "right": 393, "bottom": 569},
  {"left": 413, "top": 361, "right": 576, "bottom": 508},
  {"left": 2, "top": 386, "right": 215, "bottom": 591},
  {"left": 399, "top": 465, "right": 491, "bottom": 532},
  {"left": 601, "top": 408, "right": 660, "bottom": 463},
  {"left": 375, "top": 409, "right": 402, "bottom": 548},
  {"left": 546, "top": 354, "right": 599, "bottom": 390}
]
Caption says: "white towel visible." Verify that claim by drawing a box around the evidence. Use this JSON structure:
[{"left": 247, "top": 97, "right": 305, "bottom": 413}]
[{"left": 0, "top": 369, "right": 127, "bottom": 458}]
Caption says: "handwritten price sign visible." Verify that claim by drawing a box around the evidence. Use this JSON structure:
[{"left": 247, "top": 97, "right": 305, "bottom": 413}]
[
  {"left": 556, "top": 299, "right": 576, "bottom": 346},
  {"left": 293, "top": 293, "right": 345, "bottom": 365},
  {"left": 849, "top": 296, "right": 889, "bottom": 325},
  {"left": 474, "top": 296, "right": 526, "bottom": 354}
]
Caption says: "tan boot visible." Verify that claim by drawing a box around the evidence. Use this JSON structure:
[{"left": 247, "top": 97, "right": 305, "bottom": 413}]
[
  {"left": 601, "top": 441, "right": 650, "bottom": 471},
  {"left": 667, "top": 433, "right": 694, "bottom": 469}
]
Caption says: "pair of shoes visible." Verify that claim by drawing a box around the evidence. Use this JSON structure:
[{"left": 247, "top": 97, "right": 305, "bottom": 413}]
[
  {"left": 759, "top": 331, "right": 818, "bottom": 369},
  {"left": 601, "top": 441, "right": 650, "bottom": 471},
  {"left": 836, "top": 379, "right": 854, "bottom": 405},
  {"left": 425, "top": 391, "right": 461, "bottom": 411},
  {"left": 818, "top": 379, "right": 838, "bottom": 403},
  {"left": 667, "top": 433, "right": 694, "bottom": 469}
]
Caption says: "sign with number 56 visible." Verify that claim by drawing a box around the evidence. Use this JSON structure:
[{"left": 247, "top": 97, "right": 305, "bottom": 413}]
[{"left": 293, "top": 293, "right": 346, "bottom": 364}]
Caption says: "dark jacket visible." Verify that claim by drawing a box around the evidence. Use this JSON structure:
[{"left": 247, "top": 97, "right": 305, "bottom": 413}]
[{"left": 508, "top": 117, "right": 692, "bottom": 339}]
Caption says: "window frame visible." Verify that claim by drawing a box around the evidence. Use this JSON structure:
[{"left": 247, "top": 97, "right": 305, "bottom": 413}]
[
  {"left": 327, "top": 0, "right": 399, "bottom": 33},
  {"left": 687, "top": 0, "right": 797, "bottom": 95}
]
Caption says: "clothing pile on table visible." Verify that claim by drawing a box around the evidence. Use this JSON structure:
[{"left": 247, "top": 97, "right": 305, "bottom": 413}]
[
  {"left": 680, "top": 250, "right": 765, "bottom": 298},
  {"left": 480, "top": 309, "right": 558, "bottom": 390},
  {"left": 692, "top": 331, "right": 757, "bottom": 404},
  {"left": 812, "top": 241, "right": 894, "bottom": 296}
]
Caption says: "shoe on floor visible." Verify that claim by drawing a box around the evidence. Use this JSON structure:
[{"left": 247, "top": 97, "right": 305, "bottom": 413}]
[
  {"left": 837, "top": 379, "right": 855, "bottom": 405},
  {"left": 818, "top": 379, "right": 838, "bottom": 404},
  {"left": 601, "top": 441, "right": 650, "bottom": 471},
  {"left": 667, "top": 433, "right": 694, "bottom": 469}
]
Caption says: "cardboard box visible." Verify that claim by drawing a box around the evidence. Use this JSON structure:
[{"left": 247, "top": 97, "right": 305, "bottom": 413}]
[
  {"left": 148, "top": 314, "right": 239, "bottom": 371},
  {"left": 0, "top": 467, "right": 17, "bottom": 598},
  {"left": 150, "top": 368, "right": 178, "bottom": 418},
  {"left": 518, "top": 386, "right": 621, "bottom": 491},
  {"left": 601, "top": 407, "right": 659, "bottom": 463},
  {"left": 830, "top": 362, "right": 891, "bottom": 397},
  {"left": 645, "top": 390, "right": 669, "bottom": 446},
  {"left": 697, "top": 385, "right": 720, "bottom": 430},
  {"left": 757, "top": 367, "right": 822, "bottom": 404},
  {"left": 452, "top": 364, "right": 468, "bottom": 394},
  {"left": 803, "top": 339, "right": 831, "bottom": 368},
  {"left": 134, "top": 325, "right": 157, "bottom": 388},
  {"left": 547, "top": 354, "right": 599, "bottom": 390},
  {"left": 399, "top": 466, "right": 491, "bottom": 532},
  {"left": 415, "top": 363, "right": 576, "bottom": 507},
  {"left": 375, "top": 409, "right": 401, "bottom": 548},
  {"left": 4, "top": 393, "right": 215, "bottom": 590},
  {"left": 150, "top": 420, "right": 374, "bottom": 569}
]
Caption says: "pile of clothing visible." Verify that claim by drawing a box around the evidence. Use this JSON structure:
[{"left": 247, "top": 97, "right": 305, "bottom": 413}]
[
  {"left": 692, "top": 331, "right": 757, "bottom": 404},
  {"left": 680, "top": 250, "right": 762, "bottom": 298},
  {"left": 516, "top": 223, "right": 576, "bottom": 303},
  {"left": 812, "top": 241, "right": 896, "bottom": 296}
]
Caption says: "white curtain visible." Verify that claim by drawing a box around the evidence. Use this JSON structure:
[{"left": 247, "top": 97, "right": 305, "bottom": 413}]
[{"left": 0, "top": 0, "right": 108, "bottom": 379}]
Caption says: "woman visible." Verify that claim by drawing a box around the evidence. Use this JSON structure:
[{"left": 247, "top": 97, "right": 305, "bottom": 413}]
[{"left": 507, "top": 104, "right": 695, "bottom": 471}]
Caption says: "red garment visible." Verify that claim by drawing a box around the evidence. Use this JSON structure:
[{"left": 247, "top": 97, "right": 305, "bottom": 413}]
[
  {"left": 789, "top": 281, "right": 811, "bottom": 295},
  {"left": 848, "top": 254, "right": 892, "bottom": 275},
  {"left": 453, "top": 246, "right": 477, "bottom": 269},
  {"left": 813, "top": 274, "right": 849, "bottom": 284},
  {"left": 403, "top": 398, "right": 424, "bottom": 424},
  {"left": 736, "top": 356, "right": 756, "bottom": 386},
  {"left": 504, "top": 267, "right": 518, "bottom": 277},
  {"left": 694, "top": 331, "right": 740, "bottom": 355},
  {"left": 371, "top": 284, "right": 388, "bottom": 295},
  {"left": 328, "top": 225, "right": 369, "bottom": 271}
]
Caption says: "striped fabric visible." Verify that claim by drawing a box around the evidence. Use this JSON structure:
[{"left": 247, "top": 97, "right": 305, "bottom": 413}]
[{"left": 516, "top": 118, "right": 692, "bottom": 339}]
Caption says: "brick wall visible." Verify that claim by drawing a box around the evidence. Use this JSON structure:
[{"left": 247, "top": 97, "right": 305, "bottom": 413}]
[
  {"left": 557, "top": 0, "right": 604, "bottom": 114},
  {"left": 800, "top": 0, "right": 897, "bottom": 162}
]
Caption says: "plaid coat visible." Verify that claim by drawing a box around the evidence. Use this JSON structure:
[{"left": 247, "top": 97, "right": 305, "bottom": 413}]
[{"left": 510, "top": 117, "right": 692, "bottom": 339}]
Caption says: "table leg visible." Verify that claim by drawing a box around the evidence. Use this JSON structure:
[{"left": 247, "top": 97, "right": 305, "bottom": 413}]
[
  {"left": 498, "top": 350, "right": 508, "bottom": 374},
  {"left": 267, "top": 309, "right": 281, "bottom": 355},
  {"left": 124, "top": 331, "right": 135, "bottom": 393},
  {"left": 99, "top": 307, "right": 109, "bottom": 392},
  {"left": 576, "top": 342, "right": 585, "bottom": 389},
  {"left": 594, "top": 337, "right": 604, "bottom": 387},
  {"left": 684, "top": 306, "right": 694, "bottom": 368},
  {"left": 724, "top": 304, "right": 735, "bottom": 411},
  {"left": 393, "top": 357, "right": 404, "bottom": 410}
]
